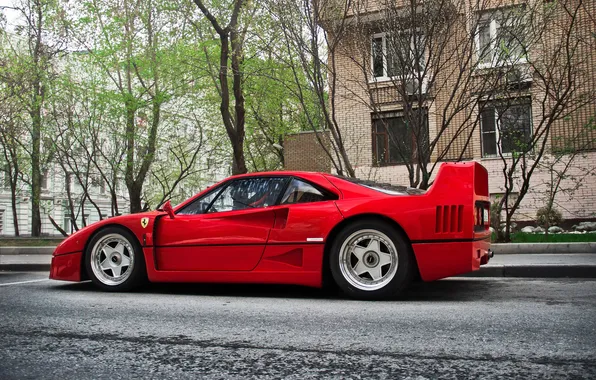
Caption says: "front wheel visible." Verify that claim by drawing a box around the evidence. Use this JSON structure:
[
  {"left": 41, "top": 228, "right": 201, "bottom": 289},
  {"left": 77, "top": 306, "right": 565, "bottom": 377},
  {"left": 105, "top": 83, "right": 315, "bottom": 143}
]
[
  {"left": 85, "top": 227, "right": 146, "bottom": 291},
  {"left": 330, "top": 220, "right": 415, "bottom": 300}
]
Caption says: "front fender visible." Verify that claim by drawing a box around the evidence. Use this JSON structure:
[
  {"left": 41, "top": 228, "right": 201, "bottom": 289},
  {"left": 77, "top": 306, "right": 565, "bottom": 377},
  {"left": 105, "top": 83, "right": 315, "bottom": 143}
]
[{"left": 50, "top": 212, "right": 164, "bottom": 282}]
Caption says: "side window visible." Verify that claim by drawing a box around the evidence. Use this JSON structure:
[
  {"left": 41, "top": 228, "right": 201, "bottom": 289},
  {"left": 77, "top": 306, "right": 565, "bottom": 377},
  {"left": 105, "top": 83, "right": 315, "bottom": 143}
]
[
  {"left": 208, "top": 178, "right": 287, "bottom": 213},
  {"left": 177, "top": 187, "right": 222, "bottom": 215},
  {"left": 280, "top": 179, "right": 332, "bottom": 205}
]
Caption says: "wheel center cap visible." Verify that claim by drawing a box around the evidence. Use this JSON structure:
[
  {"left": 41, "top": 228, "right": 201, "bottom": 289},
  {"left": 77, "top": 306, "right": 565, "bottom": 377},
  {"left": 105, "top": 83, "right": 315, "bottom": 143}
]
[
  {"left": 111, "top": 253, "right": 121, "bottom": 264},
  {"left": 363, "top": 251, "right": 379, "bottom": 268}
]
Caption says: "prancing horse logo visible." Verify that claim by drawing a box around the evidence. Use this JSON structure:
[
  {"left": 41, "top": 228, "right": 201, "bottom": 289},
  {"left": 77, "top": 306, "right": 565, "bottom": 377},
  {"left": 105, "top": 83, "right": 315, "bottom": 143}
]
[{"left": 140, "top": 217, "right": 149, "bottom": 229}]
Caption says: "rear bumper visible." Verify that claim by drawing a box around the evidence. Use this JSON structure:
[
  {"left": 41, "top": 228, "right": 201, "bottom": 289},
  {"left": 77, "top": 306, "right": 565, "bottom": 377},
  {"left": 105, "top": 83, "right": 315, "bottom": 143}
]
[
  {"left": 49, "top": 251, "right": 83, "bottom": 282},
  {"left": 412, "top": 238, "right": 492, "bottom": 282}
]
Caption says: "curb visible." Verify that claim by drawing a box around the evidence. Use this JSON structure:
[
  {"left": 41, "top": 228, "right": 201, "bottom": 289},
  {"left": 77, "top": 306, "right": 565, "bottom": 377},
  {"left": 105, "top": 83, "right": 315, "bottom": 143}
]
[
  {"left": 492, "top": 242, "right": 596, "bottom": 254},
  {"left": 461, "top": 265, "right": 596, "bottom": 278},
  {"left": 0, "top": 264, "right": 51, "bottom": 272},
  {"left": 0, "top": 247, "right": 55, "bottom": 255}
]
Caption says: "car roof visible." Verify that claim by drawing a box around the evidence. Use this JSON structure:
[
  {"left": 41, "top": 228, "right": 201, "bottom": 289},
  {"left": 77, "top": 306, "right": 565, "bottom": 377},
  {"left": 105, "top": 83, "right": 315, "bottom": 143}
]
[
  {"left": 228, "top": 171, "right": 419, "bottom": 198},
  {"left": 227, "top": 171, "right": 324, "bottom": 179}
]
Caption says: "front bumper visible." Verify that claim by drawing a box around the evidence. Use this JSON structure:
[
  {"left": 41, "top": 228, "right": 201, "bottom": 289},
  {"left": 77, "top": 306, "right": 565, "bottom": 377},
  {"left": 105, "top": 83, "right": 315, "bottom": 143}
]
[{"left": 49, "top": 251, "right": 83, "bottom": 282}]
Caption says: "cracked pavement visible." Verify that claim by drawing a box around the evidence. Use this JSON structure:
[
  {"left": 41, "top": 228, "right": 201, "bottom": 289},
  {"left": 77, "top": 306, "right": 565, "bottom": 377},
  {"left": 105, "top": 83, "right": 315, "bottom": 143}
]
[{"left": 1, "top": 273, "right": 595, "bottom": 379}]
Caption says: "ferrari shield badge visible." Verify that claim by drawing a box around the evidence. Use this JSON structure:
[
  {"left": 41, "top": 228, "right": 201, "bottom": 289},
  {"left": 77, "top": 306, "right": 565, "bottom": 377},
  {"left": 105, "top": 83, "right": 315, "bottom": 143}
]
[{"left": 140, "top": 217, "right": 149, "bottom": 229}]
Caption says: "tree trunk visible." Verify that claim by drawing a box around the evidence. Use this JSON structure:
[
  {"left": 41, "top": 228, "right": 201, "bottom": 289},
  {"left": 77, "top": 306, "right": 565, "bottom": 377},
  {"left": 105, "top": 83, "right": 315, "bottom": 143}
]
[
  {"left": 30, "top": 104, "right": 42, "bottom": 237},
  {"left": 193, "top": 0, "right": 248, "bottom": 175},
  {"left": 128, "top": 183, "right": 143, "bottom": 213},
  {"left": 10, "top": 182, "right": 19, "bottom": 237}
]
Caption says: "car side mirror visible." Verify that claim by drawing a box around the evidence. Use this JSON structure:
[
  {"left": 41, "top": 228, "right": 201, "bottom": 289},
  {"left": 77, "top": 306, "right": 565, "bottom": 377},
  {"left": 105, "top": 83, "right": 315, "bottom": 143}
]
[{"left": 163, "top": 200, "right": 175, "bottom": 219}]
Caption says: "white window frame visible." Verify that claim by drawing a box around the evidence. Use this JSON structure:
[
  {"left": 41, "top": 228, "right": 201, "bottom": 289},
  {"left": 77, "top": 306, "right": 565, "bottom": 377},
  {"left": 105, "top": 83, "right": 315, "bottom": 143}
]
[
  {"left": 370, "top": 31, "right": 426, "bottom": 83},
  {"left": 475, "top": 7, "right": 528, "bottom": 69},
  {"left": 41, "top": 171, "right": 49, "bottom": 191},
  {"left": 480, "top": 100, "right": 533, "bottom": 158},
  {"left": 63, "top": 211, "right": 72, "bottom": 234}
]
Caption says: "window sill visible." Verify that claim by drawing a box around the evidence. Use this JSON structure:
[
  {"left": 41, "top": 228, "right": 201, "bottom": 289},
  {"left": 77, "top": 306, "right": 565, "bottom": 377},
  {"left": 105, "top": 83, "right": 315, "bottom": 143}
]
[
  {"left": 474, "top": 60, "right": 529, "bottom": 73},
  {"left": 369, "top": 77, "right": 395, "bottom": 85},
  {"left": 368, "top": 73, "right": 427, "bottom": 85},
  {"left": 480, "top": 155, "right": 506, "bottom": 161},
  {"left": 372, "top": 162, "right": 409, "bottom": 167}
]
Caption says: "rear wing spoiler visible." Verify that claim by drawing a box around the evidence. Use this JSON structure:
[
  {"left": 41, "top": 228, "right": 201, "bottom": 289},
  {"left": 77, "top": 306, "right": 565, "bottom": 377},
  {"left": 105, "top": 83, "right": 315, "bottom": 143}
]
[
  {"left": 426, "top": 162, "right": 490, "bottom": 235},
  {"left": 426, "top": 162, "right": 489, "bottom": 201}
]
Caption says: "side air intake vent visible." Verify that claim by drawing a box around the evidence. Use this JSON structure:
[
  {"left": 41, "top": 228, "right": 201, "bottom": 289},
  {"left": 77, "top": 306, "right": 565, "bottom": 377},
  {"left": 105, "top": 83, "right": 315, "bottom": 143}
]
[{"left": 435, "top": 205, "right": 464, "bottom": 233}]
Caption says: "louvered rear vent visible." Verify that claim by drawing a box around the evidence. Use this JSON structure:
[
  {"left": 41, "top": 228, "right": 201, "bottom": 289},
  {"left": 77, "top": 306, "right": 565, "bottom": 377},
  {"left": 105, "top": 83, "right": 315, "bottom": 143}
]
[{"left": 435, "top": 205, "right": 464, "bottom": 233}]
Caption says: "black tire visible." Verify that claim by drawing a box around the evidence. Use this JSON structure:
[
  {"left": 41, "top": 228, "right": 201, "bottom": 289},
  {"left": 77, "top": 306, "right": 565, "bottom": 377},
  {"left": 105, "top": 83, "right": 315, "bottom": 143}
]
[
  {"left": 329, "top": 219, "right": 415, "bottom": 300},
  {"left": 84, "top": 226, "right": 147, "bottom": 292}
]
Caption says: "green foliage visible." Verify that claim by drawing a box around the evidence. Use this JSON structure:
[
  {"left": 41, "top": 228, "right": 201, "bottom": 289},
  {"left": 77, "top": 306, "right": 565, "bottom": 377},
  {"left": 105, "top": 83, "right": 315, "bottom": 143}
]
[
  {"left": 511, "top": 232, "right": 596, "bottom": 243},
  {"left": 490, "top": 199, "right": 502, "bottom": 230},
  {"left": 536, "top": 206, "right": 563, "bottom": 229}
]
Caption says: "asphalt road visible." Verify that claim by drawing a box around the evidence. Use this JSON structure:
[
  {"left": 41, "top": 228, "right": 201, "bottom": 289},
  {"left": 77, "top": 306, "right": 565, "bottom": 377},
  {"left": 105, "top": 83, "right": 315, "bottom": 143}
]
[{"left": 0, "top": 273, "right": 595, "bottom": 379}]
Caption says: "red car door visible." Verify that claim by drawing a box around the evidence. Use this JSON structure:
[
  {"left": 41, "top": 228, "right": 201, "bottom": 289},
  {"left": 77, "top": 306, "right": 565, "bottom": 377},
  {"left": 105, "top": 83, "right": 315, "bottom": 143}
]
[
  {"left": 154, "top": 177, "right": 287, "bottom": 271},
  {"left": 265, "top": 177, "right": 344, "bottom": 244}
]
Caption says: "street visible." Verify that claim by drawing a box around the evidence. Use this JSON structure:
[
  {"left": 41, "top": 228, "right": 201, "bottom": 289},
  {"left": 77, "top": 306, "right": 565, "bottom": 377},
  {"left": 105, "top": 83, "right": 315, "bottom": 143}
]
[{"left": 1, "top": 273, "right": 595, "bottom": 379}]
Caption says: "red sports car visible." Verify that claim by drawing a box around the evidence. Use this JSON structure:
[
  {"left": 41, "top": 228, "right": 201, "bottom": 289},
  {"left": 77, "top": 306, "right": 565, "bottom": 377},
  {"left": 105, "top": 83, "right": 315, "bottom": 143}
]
[{"left": 50, "top": 162, "right": 492, "bottom": 299}]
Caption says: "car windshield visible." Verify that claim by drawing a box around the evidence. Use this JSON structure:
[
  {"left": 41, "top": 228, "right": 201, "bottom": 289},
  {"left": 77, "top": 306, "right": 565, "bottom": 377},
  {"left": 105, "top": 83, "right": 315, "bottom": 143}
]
[{"left": 334, "top": 176, "right": 426, "bottom": 195}]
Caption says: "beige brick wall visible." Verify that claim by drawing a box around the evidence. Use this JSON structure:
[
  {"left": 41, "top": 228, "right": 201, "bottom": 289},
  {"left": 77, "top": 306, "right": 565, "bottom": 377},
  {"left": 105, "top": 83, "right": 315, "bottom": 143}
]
[
  {"left": 284, "top": 131, "right": 333, "bottom": 172},
  {"left": 286, "top": 0, "right": 596, "bottom": 220}
]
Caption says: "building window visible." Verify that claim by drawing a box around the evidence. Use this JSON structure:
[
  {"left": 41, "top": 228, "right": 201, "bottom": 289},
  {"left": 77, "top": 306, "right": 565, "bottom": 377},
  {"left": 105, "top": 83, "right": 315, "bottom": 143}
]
[
  {"left": 372, "top": 109, "right": 429, "bottom": 165},
  {"left": 63, "top": 212, "right": 71, "bottom": 234},
  {"left": 92, "top": 175, "right": 106, "bottom": 195},
  {"left": 480, "top": 98, "right": 532, "bottom": 157},
  {"left": 41, "top": 171, "right": 48, "bottom": 190},
  {"left": 372, "top": 32, "right": 425, "bottom": 80},
  {"left": 2, "top": 164, "right": 9, "bottom": 189},
  {"left": 0, "top": 209, "right": 4, "bottom": 234},
  {"left": 477, "top": 6, "right": 528, "bottom": 67}
]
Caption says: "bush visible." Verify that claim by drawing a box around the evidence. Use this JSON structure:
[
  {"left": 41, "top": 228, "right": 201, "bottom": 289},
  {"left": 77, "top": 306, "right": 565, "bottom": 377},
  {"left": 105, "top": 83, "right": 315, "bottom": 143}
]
[
  {"left": 536, "top": 206, "right": 563, "bottom": 229},
  {"left": 490, "top": 200, "right": 501, "bottom": 230}
]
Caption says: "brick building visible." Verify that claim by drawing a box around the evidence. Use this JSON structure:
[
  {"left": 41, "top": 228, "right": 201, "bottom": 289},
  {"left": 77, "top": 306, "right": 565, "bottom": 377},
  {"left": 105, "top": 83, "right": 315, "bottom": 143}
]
[{"left": 286, "top": 0, "right": 596, "bottom": 222}]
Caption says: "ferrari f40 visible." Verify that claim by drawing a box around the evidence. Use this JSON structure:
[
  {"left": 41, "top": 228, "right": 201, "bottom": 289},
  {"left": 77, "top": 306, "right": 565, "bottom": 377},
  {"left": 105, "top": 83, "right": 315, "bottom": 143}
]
[{"left": 50, "top": 162, "right": 492, "bottom": 299}]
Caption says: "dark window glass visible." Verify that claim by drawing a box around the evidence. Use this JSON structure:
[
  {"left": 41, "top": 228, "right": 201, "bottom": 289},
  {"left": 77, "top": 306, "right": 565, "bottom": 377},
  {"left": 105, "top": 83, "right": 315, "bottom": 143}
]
[
  {"left": 177, "top": 186, "right": 223, "bottom": 215},
  {"left": 280, "top": 179, "right": 333, "bottom": 205},
  {"left": 375, "top": 133, "right": 387, "bottom": 164},
  {"left": 498, "top": 104, "right": 532, "bottom": 153},
  {"left": 372, "top": 37, "right": 384, "bottom": 77},
  {"left": 178, "top": 177, "right": 288, "bottom": 215},
  {"left": 372, "top": 109, "right": 429, "bottom": 165},
  {"left": 386, "top": 34, "right": 400, "bottom": 77},
  {"left": 376, "top": 32, "right": 425, "bottom": 79},
  {"left": 478, "top": 20, "right": 492, "bottom": 65},
  {"left": 481, "top": 107, "right": 497, "bottom": 156},
  {"left": 478, "top": 6, "right": 528, "bottom": 66},
  {"left": 480, "top": 99, "right": 532, "bottom": 157}
]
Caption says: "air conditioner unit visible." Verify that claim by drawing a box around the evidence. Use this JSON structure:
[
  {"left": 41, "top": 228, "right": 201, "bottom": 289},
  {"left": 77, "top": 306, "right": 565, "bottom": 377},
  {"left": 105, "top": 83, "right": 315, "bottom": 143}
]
[
  {"left": 506, "top": 66, "right": 533, "bottom": 87},
  {"left": 405, "top": 77, "right": 429, "bottom": 96}
]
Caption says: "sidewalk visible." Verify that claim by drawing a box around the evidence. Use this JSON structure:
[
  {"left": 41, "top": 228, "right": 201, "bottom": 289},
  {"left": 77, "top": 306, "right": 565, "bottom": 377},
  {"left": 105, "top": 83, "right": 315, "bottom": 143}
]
[
  {"left": 463, "top": 253, "right": 596, "bottom": 278},
  {"left": 0, "top": 254, "right": 51, "bottom": 272},
  {"left": 0, "top": 246, "right": 595, "bottom": 278}
]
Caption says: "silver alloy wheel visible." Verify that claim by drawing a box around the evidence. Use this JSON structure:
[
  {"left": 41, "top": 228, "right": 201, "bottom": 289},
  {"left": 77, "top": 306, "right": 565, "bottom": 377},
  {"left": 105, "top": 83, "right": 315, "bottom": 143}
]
[
  {"left": 90, "top": 233, "right": 135, "bottom": 286},
  {"left": 338, "top": 229, "right": 398, "bottom": 291}
]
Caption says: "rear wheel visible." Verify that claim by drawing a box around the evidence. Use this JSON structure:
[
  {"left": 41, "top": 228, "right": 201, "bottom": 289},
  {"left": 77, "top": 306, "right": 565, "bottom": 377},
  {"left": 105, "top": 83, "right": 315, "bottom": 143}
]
[
  {"left": 330, "top": 220, "right": 414, "bottom": 300},
  {"left": 85, "top": 227, "right": 146, "bottom": 291}
]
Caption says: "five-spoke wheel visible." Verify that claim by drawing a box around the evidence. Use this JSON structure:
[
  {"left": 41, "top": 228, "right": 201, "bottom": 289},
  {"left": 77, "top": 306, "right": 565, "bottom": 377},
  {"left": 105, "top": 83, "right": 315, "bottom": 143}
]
[
  {"left": 339, "top": 229, "right": 398, "bottom": 291},
  {"left": 85, "top": 227, "right": 146, "bottom": 291},
  {"left": 330, "top": 220, "right": 414, "bottom": 299}
]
